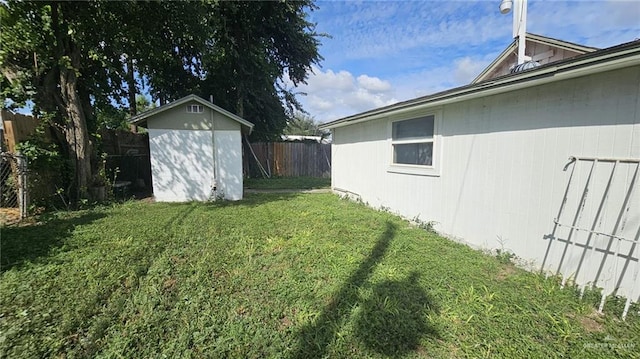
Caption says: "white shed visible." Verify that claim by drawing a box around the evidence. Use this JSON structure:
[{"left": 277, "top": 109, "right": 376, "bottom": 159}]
[
  {"left": 130, "top": 95, "right": 253, "bottom": 202},
  {"left": 321, "top": 39, "right": 640, "bottom": 310}
]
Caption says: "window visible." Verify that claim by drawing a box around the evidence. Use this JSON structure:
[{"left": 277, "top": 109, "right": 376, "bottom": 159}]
[
  {"left": 186, "top": 104, "right": 204, "bottom": 113},
  {"left": 392, "top": 115, "right": 434, "bottom": 166}
]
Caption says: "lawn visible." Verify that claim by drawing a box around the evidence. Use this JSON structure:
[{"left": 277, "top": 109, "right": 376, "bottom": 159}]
[
  {"left": 244, "top": 176, "right": 330, "bottom": 190},
  {"left": 1, "top": 193, "right": 638, "bottom": 358}
]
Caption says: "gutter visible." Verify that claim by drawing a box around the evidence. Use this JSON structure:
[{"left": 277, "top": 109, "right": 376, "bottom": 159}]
[{"left": 320, "top": 43, "right": 640, "bottom": 130}]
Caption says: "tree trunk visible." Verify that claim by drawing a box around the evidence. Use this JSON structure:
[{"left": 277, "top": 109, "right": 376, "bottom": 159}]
[
  {"left": 59, "top": 64, "right": 93, "bottom": 200},
  {"left": 126, "top": 56, "right": 138, "bottom": 133},
  {"left": 52, "top": 2, "right": 93, "bottom": 202}
]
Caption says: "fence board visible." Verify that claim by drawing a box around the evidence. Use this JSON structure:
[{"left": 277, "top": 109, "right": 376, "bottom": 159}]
[
  {"left": 248, "top": 142, "right": 331, "bottom": 178},
  {"left": 1, "top": 110, "right": 41, "bottom": 153}
]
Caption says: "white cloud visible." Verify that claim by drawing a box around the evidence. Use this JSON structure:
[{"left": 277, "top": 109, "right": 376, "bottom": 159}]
[
  {"left": 296, "top": 67, "right": 398, "bottom": 122},
  {"left": 453, "top": 57, "right": 491, "bottom": 84},
  {"left": 297, "top": 0, "right": 639, "bottom": 123},
  {"left": 297, "top": 53, "right": 495, "bottom": 123},
  {"left": 357, "top": 75, "right": 392, "bottom": 92}
]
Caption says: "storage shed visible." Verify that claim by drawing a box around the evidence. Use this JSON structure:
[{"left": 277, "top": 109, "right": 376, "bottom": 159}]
[{"left": 130, "top": 95, "right": 253, "bottom": 202}]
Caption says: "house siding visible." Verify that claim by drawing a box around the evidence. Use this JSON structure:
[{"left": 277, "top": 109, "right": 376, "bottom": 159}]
[{"left": 332, "top": 66, "right": 640, "bottom": 298}]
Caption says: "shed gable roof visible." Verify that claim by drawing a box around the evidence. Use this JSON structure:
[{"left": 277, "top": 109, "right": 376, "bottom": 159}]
[
  {"left": 129, "top": 94, "right": 254, "bottom": 133},
  {"left": 320, "top": 39, "right": 640, "bottom": 130}
]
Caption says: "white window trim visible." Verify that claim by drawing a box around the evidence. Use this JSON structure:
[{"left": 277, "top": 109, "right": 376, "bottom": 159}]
[
  {"left": 387, "top": 110, "right": 442, "bottom": 177},
  {"left": 186, "top": 104, "right": 204, "bottom": 113}
]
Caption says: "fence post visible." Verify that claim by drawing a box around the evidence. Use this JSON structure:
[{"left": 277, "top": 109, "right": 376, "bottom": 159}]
[{"left": 16, "top": 152, "right": 28, "bottom": 219}]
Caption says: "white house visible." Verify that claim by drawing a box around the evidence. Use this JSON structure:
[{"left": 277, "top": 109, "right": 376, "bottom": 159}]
[
  {"left": 130, "top": 94, "right": 254, "bottom": 202},
  {"left": 320, "top": 39, "right": 640, "bottom": 312}
]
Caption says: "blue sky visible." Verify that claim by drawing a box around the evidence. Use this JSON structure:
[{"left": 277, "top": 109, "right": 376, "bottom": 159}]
[{"left": 294, "top": 0, "right": 640, "bottom": 122}]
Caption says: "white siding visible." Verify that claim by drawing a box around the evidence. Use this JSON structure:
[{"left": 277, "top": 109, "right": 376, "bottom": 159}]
[
  {"left": 148, "top": 129, "right": 215, "bottom": 202},
  {"left": 214, "top": 130, "right": 244, "bottom": 201},
  {"left": 332, "top": 66, "right": 640, "bottom": 299}
]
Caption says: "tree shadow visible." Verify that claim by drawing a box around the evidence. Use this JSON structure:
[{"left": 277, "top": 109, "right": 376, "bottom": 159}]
[
  {"left": 291, "top": 222, "right": 435, "bottom": 358},
  {"left": 196, "top": 191, "right": 305, "bottom": 211},
  {"left": 1, "top": 212, "right": 105, "bottom": 272},
  {"left": 354, "top": 272, "right": 439, "bottom": 356}
]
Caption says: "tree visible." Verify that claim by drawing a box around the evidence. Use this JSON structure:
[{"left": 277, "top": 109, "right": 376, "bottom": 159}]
[
  {"left": 1, "top": 1, "right": 97, "bottom": 200},
  {"left": 284, "top": 112, "right": 328, "bottom": 137},
  {"left": 200, "top": 1, "right": 323, "bottom": 141},
  {"left": 1, "top": 1, "right": 322, "bottom": 202},
  {"left": 1, "top": 1, "right": 214, "bottom": 201}
]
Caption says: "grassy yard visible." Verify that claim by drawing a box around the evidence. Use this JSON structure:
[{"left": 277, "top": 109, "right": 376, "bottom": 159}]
[
  {"left": 1, "top": 193, "right": 638, "bottom": 358},
  {"left": 244, "top": 176, "right": 330, "bottom": 190}
]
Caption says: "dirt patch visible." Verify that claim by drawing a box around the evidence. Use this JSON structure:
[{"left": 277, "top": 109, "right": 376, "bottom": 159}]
[
  {"left": 0, "top": 208, "right": 21, "bottom": 226},
  {"left": 578, "top": 310, "right": 605, "bottom": 333},
  {"left": 279, "top": 316, "right": 293, "bottom": 331},
  {"left": 163, "top": 277, "right": 177, "bottom": 292},
  {"left": 496, "top": 264, "right": 517, "bottom": 281}
]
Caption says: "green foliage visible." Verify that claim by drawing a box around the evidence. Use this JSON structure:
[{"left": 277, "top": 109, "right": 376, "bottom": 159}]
[
  {"left": 135, "top": 94, "right": 156, "bottom": 113},
  {"left": 284, "top": 112, "right": 329, "bottom": 137},
  {"left": 1, "top": 1, "right": 324, "bottom": 200},
  {"left": 1, "top": 194, "right": 638, "bottom": 358},
  {"left": 200, "top": 1, "right": 324, "bottom": 141},
  {"left": 16, "top": 135, "right": 71, "bottom": 210}
]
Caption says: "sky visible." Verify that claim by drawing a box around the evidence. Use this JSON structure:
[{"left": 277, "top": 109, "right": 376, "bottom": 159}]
[{"left": 293, "top": 0, "right": 640, "bottom": 123}]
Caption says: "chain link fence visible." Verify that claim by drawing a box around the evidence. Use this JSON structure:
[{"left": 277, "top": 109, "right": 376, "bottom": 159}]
[{"left": 0, "top": 152, "right": 28, "bottom": 224}]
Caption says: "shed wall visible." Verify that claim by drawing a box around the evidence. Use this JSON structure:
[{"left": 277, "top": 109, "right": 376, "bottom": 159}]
[
  {"left": 146, "top": 100, "right": 241, "bottom": 131},
  {"left": 214, "top": 130, "right": 244, "bottom": 200},
  {"left": 148, "top": 129, "right": 214, "bottom": 202},
  {"left": 331, "top": 66, "right": 640, "bottom": 299}
]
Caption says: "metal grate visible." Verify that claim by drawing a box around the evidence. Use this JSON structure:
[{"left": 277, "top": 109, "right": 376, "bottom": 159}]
[
  {"left": 544, "top": 156, "right": 640, "bottom": 320},
  {"left": 0, "top": 152, "right": 28, "bottom": 223}
]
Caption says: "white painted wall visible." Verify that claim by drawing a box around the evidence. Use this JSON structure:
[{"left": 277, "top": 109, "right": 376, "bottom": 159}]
[
  {"left": 214, "top": 130, "right": 244, "bottom": 201},
  {"left": 148, "top": 129, "right": 215, "bottom": 202},
  {"left": 331, "top": 66, "right": 640, "bottom": 300}
]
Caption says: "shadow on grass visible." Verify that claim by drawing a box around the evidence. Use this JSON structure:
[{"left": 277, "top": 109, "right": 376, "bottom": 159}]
[
  {"left": 290, "top": 221, "right": 438, "bottom": 358},
  {"left": 0, "top": 212, "right": 105, "bottom": 272},
  {"left": 354, "top": 272, "right": 439, "bottom": 356},
  {"left": 194, "top": 192, "right": 304, "bottom": 211}
]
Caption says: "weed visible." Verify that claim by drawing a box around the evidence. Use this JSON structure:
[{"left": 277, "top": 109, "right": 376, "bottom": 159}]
[{"left": 411, "top": 215, "right": 438, "bottom": 233}]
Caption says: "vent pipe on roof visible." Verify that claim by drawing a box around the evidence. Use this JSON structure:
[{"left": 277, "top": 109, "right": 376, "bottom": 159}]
[
  {"left": 510, "top": 60, "right": 540, "bottom": 74},
  {"left": 500, "top": 0, "right": 528, "bottom": 65}
]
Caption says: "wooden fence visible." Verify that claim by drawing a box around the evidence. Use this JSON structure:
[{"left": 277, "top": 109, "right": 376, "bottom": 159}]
[
  {"left": 1, "top": 109, "right": 42, "bottom": 152},
  {"left": 247, "top": 142, "right": 331, "bottom": 178}
]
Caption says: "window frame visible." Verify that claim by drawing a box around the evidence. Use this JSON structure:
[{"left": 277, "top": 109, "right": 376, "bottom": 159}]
[
  {"left": 387, "top": 110, "right": 441, "bottom": 177},
  {"left": 186, "top": 104, "right": 204, "bottom": 113}
]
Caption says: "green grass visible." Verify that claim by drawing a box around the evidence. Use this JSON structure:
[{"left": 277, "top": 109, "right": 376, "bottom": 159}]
[
  {"left": 1, "top": 193, "right": 638, "bottom": 358},
  {"left": 244, "top": 176, "right": 330, "bottom": 190}
]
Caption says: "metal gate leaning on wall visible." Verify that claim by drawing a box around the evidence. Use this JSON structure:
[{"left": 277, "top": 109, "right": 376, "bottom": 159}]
[
  {"left": 543, "top": 156, "right": 640, "bottom": 320},
  {"left": 0, "top": 152, "right": 28, "bottom": 223}
]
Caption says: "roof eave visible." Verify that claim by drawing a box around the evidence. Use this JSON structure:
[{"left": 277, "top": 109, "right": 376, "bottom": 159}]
[
  {"left": 320, "top": 43, "right": 640, "bottom": 131},
  {"left": 471, "top": 40, "right": 517, "bottom": 84},
  {"left": 129, "top": 94, "right": 254, "bottom": 133}
]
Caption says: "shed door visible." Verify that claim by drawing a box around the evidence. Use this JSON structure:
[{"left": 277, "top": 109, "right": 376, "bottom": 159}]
[{"left": 148, "top": 129, "right": 214, "bottom": 202}]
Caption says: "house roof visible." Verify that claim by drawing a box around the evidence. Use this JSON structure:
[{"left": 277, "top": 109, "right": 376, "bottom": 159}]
[
  {"left": 129, "top": 94, "right": 254, "bottom": 133},
  {"left": 320, "top": 39, "right": 640, "bottom": 131},
  {"left": 472, "top": 33, "right": 599, "bottom": 84}
]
